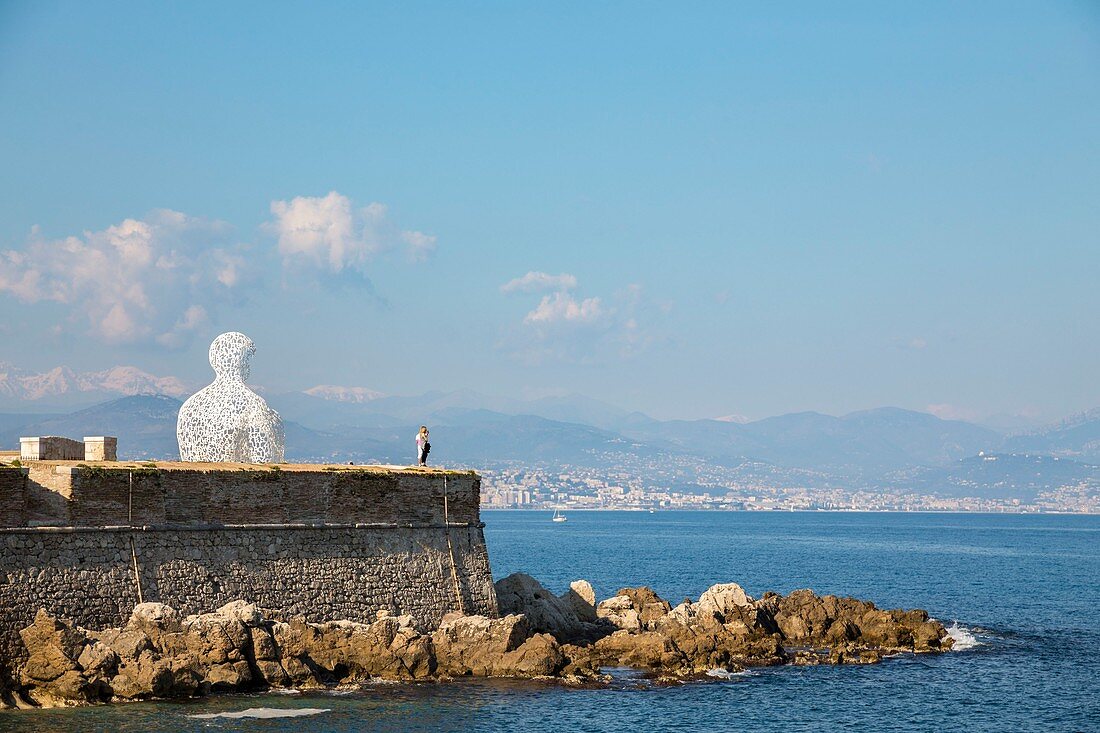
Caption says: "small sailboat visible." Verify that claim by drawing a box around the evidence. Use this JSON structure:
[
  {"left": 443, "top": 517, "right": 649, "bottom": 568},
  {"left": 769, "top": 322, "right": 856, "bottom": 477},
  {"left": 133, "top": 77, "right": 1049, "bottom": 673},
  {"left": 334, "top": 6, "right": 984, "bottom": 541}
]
[{"left": 552, "top": 508, "right": 568, "bottom": 523}]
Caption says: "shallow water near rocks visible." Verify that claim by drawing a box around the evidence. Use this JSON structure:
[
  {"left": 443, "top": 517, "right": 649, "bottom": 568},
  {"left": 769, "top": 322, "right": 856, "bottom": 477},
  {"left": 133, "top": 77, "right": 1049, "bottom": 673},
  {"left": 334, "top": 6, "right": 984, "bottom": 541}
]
[{"left": 2, "top": 511, "right": 1097, "bottom": 732}]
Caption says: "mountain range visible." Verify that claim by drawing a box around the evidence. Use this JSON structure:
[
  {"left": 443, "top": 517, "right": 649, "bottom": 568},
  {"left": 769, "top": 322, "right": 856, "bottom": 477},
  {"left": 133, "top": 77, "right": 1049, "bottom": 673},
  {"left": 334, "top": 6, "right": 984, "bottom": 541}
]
[
  {"left": 1, "top": 389, "right": 1097, "bottom": 501},
  {"left": 0, "top": 363, "right": 189, "bottom": 407}
]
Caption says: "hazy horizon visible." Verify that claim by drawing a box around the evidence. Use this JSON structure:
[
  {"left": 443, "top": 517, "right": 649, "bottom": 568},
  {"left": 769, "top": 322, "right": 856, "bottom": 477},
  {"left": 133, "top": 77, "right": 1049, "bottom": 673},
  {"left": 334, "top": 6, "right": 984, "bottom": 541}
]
[{"left": 0, "top": 365, "right": 1084, "bottom": 431}]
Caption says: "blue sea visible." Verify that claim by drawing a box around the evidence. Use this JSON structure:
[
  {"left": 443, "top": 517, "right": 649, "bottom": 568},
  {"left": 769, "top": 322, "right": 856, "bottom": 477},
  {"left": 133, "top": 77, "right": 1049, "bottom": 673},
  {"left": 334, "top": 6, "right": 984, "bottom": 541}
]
[{"left": 2, "top": 511, "right": 1098, "bottom": 732}]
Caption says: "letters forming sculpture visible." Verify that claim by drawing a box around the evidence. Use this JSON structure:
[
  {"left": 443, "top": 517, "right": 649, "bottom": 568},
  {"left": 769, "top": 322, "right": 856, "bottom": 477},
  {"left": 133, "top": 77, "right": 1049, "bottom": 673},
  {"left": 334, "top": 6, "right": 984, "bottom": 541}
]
[{"left": 176, "top": 332, "right": 286, "bottom": 463}]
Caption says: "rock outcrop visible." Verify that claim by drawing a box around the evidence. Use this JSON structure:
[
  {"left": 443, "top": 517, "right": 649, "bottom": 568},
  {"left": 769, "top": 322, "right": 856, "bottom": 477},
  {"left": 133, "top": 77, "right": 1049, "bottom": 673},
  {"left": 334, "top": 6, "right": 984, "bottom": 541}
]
[
  {"left": 495, "top": 573, "right": 587, "bottom": 641},
  {"left": 561, "top": 580, "right": 598, "bottom": 622},
  {"left": 433, "top": 614, "right": 567, "bottom": 677},
  {"left": 6, "top": 575, "right": 953, "bottom": 708}
]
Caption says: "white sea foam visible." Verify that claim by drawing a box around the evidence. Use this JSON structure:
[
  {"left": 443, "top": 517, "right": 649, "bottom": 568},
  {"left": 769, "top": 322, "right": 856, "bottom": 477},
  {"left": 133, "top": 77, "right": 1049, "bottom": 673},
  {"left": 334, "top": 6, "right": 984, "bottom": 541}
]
[
  {"left": 945, "top": 622, "right": 981, "bottom": 651},
  {"left": 188, "top": 707, "right": 330, "bottom": 720},
  {"left": 705, "top": 668, "right": 750, "bottom": 679},
  {"left": 319, "top": 684, "right": 370, "bottom": 695}
]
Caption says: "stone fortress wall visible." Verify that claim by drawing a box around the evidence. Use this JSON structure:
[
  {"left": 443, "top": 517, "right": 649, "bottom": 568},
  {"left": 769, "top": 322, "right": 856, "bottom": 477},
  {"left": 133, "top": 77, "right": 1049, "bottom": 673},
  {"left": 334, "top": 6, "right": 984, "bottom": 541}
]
[{"left": 0, "top": 462, "right": 497, "bottom": 671}]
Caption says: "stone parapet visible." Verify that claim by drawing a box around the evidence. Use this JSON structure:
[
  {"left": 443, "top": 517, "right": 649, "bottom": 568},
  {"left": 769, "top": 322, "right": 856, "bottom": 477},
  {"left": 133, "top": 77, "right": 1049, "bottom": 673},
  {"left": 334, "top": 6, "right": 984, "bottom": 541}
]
[{"left": 4, "top": 462, "right": 480, "bottom": 528}]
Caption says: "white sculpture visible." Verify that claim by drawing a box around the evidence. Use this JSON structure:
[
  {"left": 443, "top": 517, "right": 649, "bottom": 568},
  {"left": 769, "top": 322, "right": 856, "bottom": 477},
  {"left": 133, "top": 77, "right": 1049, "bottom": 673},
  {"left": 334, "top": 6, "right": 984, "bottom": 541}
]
[{"left": 176, "top": 332, "right": 285, "bottom": 463}]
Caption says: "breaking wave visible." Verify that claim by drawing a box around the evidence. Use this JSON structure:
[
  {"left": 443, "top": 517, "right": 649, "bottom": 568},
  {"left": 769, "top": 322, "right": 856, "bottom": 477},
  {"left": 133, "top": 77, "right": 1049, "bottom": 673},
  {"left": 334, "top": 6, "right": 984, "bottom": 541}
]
[
  {"left": 705, "top": 668, "right": 751, "bottom": 679},
  {"left": 946, "top": 622, "right": 982, "bottom": 651},
  {"left": 188, "top": 707, "right": 330, "bottom": 720}
]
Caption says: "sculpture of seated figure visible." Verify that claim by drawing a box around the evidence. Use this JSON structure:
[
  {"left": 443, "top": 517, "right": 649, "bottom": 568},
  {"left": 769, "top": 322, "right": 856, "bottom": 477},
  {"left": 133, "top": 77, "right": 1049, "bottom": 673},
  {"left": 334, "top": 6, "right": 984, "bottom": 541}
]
[{"left": 176, "top": 332, "right": 285, "bottom": 463}]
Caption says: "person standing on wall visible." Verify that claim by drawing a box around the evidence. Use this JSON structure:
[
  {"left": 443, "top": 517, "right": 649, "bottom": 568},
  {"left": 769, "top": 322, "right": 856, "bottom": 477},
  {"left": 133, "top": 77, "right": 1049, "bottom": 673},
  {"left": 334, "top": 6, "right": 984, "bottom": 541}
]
[{"left": 416, "top": 426, "right": 430, "bottom": 467}]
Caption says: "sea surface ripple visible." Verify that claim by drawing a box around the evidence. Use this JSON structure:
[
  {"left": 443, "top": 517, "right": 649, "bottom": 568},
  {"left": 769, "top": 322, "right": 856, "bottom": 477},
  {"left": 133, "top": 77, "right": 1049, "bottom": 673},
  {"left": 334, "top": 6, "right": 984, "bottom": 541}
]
[{"left": 2, "top": 511, "right": 1097, "bottom": 732}]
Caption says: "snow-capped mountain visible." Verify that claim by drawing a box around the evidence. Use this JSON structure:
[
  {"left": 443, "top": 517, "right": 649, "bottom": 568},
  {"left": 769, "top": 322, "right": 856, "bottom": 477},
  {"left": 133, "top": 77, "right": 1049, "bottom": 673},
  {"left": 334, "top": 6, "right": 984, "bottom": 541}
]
[
  {"left": 0, "top": 363, "right": 189, "bottom": 402},
  {"left": 303, "top": 385, "right": 385, "bottom": 403}
]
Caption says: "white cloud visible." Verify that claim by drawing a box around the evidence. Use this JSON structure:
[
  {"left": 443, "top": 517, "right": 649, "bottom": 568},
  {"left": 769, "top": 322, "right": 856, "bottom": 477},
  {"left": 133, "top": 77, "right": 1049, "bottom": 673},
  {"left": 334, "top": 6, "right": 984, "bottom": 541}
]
[
  {"left": 402, "top": 230, "right": 437, "bottom": 263},
  {"left": 500, "top": 272, "right": 666, "bottom": 364},
  {"left": 1, "top": 193, "right": 433, "bottom": 346},
  {"left": 501, "top": 271, "right": 578, "bottom": 294},
  {"left": 269, "top": 191, "right": 435, "bottom": 274},
  {"left": 523, "top": 291, "right": 604, "bottom": 325},
  {"left": 156, "top": 304, "right": 209, "bottom": 348},
  {"left": 0, "top": 210, "right": 245, "bottom": 345}
]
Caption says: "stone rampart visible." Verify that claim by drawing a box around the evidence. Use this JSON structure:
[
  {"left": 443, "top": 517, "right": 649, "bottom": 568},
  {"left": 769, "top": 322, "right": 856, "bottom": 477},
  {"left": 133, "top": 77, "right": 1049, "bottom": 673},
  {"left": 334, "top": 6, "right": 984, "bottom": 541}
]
[
  {"left": 9, "top": 462, "right": 480, "bottom": 528},
  {"left": 0, "top": 463, "right": 496, "bottom": 673}
]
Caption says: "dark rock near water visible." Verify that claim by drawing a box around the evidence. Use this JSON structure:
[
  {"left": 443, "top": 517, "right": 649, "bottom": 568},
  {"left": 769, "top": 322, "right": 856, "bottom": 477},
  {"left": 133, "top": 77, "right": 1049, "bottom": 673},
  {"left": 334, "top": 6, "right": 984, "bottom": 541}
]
[{"left": 2, "top": 574, "right": 953, "bottom": 708}]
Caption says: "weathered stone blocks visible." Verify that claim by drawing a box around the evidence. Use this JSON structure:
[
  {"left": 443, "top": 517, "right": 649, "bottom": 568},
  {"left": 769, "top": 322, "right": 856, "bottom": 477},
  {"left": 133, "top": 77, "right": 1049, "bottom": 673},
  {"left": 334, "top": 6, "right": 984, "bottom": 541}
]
[
  {"left": 5, "top": 464, "right": 480, "bottom": 528},
  {"left": 0, "top": 524, "right": 497, "bottom": 669}
]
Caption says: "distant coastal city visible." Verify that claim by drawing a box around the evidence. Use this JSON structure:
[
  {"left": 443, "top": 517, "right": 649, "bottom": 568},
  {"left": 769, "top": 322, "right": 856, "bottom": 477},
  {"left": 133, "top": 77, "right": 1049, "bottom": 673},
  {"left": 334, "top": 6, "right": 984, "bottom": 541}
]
[{"left": 480, "top": 457, "right": 1100, "bottom": 514}]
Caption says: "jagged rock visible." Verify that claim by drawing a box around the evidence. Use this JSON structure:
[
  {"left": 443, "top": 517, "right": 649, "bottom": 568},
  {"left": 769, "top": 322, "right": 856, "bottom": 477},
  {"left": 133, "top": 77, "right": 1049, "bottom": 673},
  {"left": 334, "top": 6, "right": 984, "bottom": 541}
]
[
  {"left": 829, "top": 646, "right": 884, "bottom": 665},
  {"left": 791, "top": 650, "right": 824, "bottom": 666},
  {"left": 250, "top": 625, "right": 289, "bottom": 688},
  {"left": 495, "top": 573, "right": 585, "bottom": 639},
  {"left": 561, "top": 580, "right": 598, "bottom": 622},
  {"left": 596, "top": 587, "right": 671, "bottom": 632},
  {"left": 659, "top": 610, "right": 785, "bottom": 671},
  {"left": 7, "top": 579, "right": 952, "bottom": 708},
  {"left": 76, "top": 641, "right": 119, "bottom": 681},
  {"left": 273, "top": 613, "right": 434, "bottom": 684},
  {"left": 558, "top": 642, "right": 602, "bottom": 678},
  {"left": 696, "top": 583, "right": 754, "bottom": 621},
  {"left": 93, "top": 627, "right": 151, "bottom": 660},
  {"left": 214, "top": 600, "right": 263, "bottom": 625},
  {"left": 587, "top": 584, "right": 785, "bottom": 676},
  {"left": 912, "top": 618, "right": 950, "bottom": 651},
  {"left": 433, "top": 613, "right": 531, "bottom": 676},
  {"left": 127, "top": 603, "right": 182, "bottom": 637},
  {"left": 616, "top": 587, "right": 672, "bottom": 629},
  {"left": 590, "top": 614, "right": 785, "bottom": 676},
  {"left": 183, "top": 605, "right": 256, "bottom": 689},
  {"left": 593, "top": 629, "right": 677, "bottom": 669},
  {"left": 19, "top": 610, "right": 87, "bottom": 685},
  {"left": 596, "top": 595, "right": 640, "bottom": 632},
  {"left": 109, "top": 652, "right": 177, "bottom": 699},
  {"left": 667, "top": 601, "right": 694, "bottom": 625},
  {"left": 498, "top": 633, "right": 566, "bottom": 677},
  {"left": 774, "top": 589, "right": 952, "bottom": 653},
  {"left": 16, "top": 609, "right": 112, "bottom": 706},
  {"left": 429, "top": 612, "right": 569, "bottom": 679}
]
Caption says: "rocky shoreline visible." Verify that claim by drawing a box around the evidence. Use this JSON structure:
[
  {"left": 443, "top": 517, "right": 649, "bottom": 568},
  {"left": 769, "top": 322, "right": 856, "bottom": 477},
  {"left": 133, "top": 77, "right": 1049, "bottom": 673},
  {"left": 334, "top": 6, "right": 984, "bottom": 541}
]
[{"left": 0, "top": 573, "right": 953, "bottom": 709}]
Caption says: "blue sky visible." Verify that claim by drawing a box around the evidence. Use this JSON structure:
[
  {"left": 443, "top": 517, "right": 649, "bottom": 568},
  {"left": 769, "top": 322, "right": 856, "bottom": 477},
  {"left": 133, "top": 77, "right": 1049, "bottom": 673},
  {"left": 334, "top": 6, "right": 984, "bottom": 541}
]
[{"left": 0, "top": 1, "right": 1097, "bottom": 421}]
